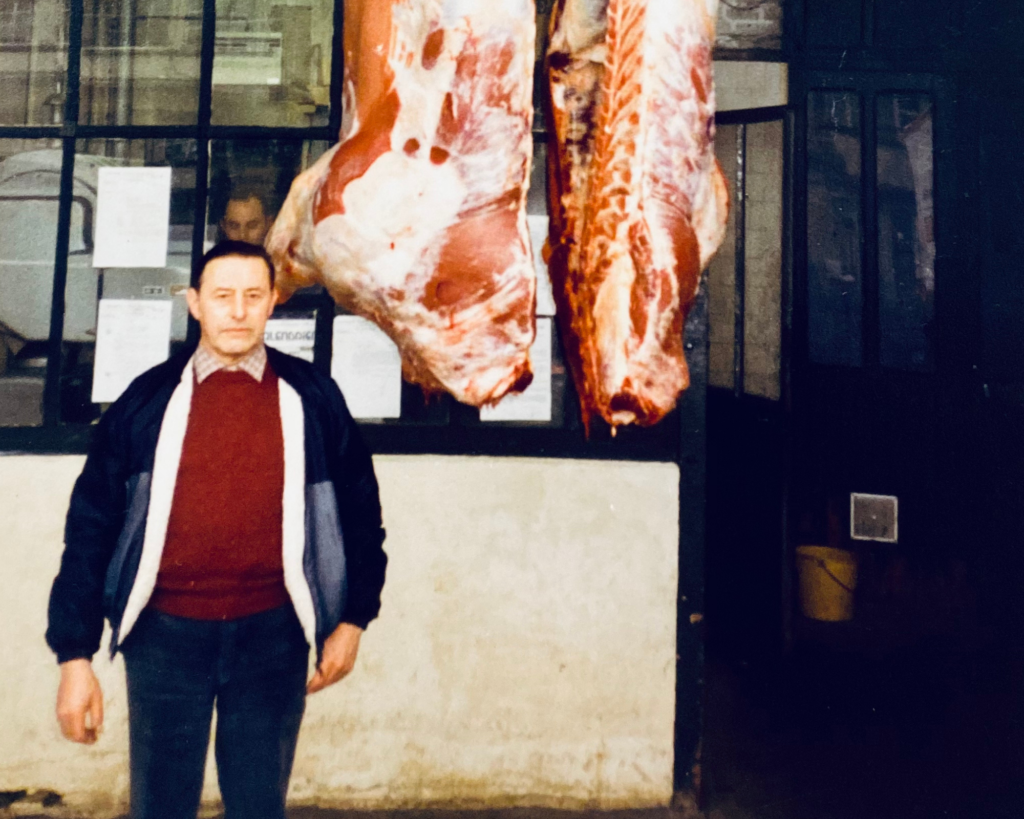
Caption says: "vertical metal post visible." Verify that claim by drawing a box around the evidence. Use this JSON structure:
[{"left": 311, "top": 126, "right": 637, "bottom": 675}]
[
  {"left": 733, "top": 122, "right": 748, "bottom": 398},
  {"left": 328, "top": 0, "right": 345, "bottom": 140},
  {"left": 318, "top": 0, "right": 347, "bottom": 375},
  {"left": 187, "top": 0, "right": 218, "bottom": 346},
  {"left": 674, "top": 282, "right": 709, "bottom": 805},
  {"left": 41, "top": 0, "right": 84, "bottom": 426},
  {"left": 862, "top": 91, "right": 880, "bottom": 365},
  {"left": 780, "top": 109, "right": 797, "bottom": 653}
]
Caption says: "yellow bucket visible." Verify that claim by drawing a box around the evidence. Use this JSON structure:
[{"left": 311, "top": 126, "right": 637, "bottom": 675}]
[{"left": 796, "top": 546, "right": 858, "bottom": 622}]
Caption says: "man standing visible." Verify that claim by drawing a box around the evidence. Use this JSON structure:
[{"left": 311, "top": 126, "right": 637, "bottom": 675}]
[{"left": 46, "top": 241, "right": 387, "bottom": 819}]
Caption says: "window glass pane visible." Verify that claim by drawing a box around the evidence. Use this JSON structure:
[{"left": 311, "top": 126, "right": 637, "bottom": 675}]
[
  {"left": 708, "top": 124, "right": 737, "bottom": 390},
  {"left": 877, "top": 94, "right": 935, "bottom": 371},
  {"left": 0, "top": 1, "right": 68, "bottom": 125},
  {"left": 80, "top": 0, "right": 202, "bottom": 126},
  {"left": 61, "top": 138, "right": 197, "bottom": 423},
  {"left": 206, "top": 138, "right": 328, "bottom": 249},
  {"left": 0, "top": 138, "right": 63, "bottom": 426},
  {"left": 744, "top": 120, "right": 783, "bottom": 400},
  {"left": 807, "top": 90, "right": 862, "bottom": 366},
  {"left": 211, "top": 0, "right": 333, "bottom": 127}
]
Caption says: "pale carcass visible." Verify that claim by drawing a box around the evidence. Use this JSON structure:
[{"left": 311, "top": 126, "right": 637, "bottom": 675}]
[
  {"left": 547, "top": 0, "right": 729, "bottom": 431},
  {"left": 267, "top": 0, "right": 537, "bottom": 405}
]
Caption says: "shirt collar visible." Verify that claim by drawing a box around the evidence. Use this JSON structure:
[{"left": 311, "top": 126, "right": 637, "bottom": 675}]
[{"left": 193, "top": 343, "right": 268, "bottom": 384}]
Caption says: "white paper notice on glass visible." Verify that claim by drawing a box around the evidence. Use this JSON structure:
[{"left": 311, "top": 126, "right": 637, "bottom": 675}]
[
  {"left": 527, "top": 215, "right": 557, "bottom": 317},
  {"left": 93, "top": 167, "right": 172, "bottom": 269},
  {"left": 92, "top": 299, "right": 172, "bottom": 403},
  {"left": 481, "top": 317, "right": 553, "bottom": 423},
  {"left": 264, "top": 318, "right": 316, "bottom": 363},
  {"left": 331, "top": 316, "right": 402, "bottom": 419}
]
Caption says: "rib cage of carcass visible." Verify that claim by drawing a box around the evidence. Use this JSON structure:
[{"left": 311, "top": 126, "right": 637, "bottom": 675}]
[
  {"left": 266, "top": 0, "right": 538, "bottom": 406},
  {"left": 546, "top": 0, "right": 729, "bottom": 432}
]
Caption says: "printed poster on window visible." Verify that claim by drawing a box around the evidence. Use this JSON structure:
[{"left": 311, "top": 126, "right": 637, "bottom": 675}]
[
  {"left": 93, "top": 167, "right": 172, "bottom": 269},
  {"left": 92, "top": 299, "right": 172, "bottom": 403},
  {"left": 480, "top": 317, "right": 553, "bottom": 423},
  {"left": 264, "top": 318, "right": 316, "bottom": 363},
  {"left": 527, "top": 215, "right": 557, "bottom": 317},
  {"left": 331, "top": 316, "right": 402, "bottom": 419}
]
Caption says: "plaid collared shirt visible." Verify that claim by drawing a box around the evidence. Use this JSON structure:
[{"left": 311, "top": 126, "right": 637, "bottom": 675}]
[{"left": 193, "top": 343, "right": 268, "bottom": 384}]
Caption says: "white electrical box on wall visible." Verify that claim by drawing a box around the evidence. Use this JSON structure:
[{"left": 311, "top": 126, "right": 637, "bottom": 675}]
[{"left": 850, "top": 493, "right": 899, "bottom": 543}]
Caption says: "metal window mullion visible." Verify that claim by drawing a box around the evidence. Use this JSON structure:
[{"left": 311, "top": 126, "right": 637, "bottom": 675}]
[
  {"left": 318, "top": 0, "right": 346, "bottom": 377},
  {"left": 780, "top": 108, "right": 796, "bottom": 653},
  {"left": 328, "top": 0, "right": 345, "bottom": 140},
  {"left": 74, "top": 124, "right": 199, "bottom": 139},
  {"left": 70, "top": 125, "right": 334, "bottom": 140},
  {"left": 41, "top": 0, "right": 85, "bottom": 426},
  {"left": 862, "top": 89, "right": 880, "bottom": 366},
  {"left": 733, "top": 123, "right": 748, "bottom": 398},
  {"left": 205, "top": 125, "right": 335, "bottom": 140},
  {"left": 717, "top": 106, "right": 789, "bottom": 127},
  {"left": 0, "top": 126, "right": 62, "bottom": 139},
  {"left": 781, "top": 111, "right": 796, "bottom": 405},
  {"left": 673, "top": 281, "right": 708, "bottom": 799},
  {"left": 186, "top": 0, "right": 218, "bottom": 347}
]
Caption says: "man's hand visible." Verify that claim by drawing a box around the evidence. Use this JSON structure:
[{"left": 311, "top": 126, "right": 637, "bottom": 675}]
[
  {"left": 57, "top": 659, "right": 104, "bottom": 744},
  {"left": 307, "top": 622, "right": 363, "bottom": 694}
]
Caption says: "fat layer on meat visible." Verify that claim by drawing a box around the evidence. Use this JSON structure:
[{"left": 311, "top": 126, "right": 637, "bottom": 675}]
[
  {"left": 547, "top": 0, "right": 728, "bottom": 431},
  {"left": 267, "top": 0, "right": 537, "bottom": 406}
]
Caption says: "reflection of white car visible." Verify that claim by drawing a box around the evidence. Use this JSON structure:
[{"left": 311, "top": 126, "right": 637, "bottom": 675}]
[{"left": 0, "top": 149, "right": 193, "bottom": 345}]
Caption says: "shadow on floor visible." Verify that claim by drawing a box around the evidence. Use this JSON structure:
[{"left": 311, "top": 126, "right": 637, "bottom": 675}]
[{"left": 702, "top": 633, "right": 1024, "bottom": 819}]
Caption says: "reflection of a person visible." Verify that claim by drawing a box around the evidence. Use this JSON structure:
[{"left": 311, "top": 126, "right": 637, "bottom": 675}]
[{"left": 220, "top": 182, "right": 272, "bottom": 245}]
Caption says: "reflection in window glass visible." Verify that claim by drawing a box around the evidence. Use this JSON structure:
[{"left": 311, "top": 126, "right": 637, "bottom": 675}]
[
  {"left": 211, "top": 0, "right": 333, "bottom": 127},
  {"left": 807, "top": 90, "right": 863, "bottom": 366},
  {"left": 877, "top": 94, "right": 935, "bottom": 371},
  {"left": 80, "top": 0, "right": 202, "bottom": 126},
  {"left": 744, "top": 120, "right": 783, "bottom": 400},
  {"left": 708, "top": 124, "right": 737, "bottom": 390},
  {"left": 0, "top": 1, "right": 68, "bottom": 125},
  {"left": 61, "top": 139, "right": 197, "bottom": 423},
  {"left": 0, "top": 139, "right": 63, "bottom": 426},
  {"left": 706, "top": 122, "right": 784, "bottom": 399},
  {"left": 206, "top": 139, "right": 328, "bottom": 248}
]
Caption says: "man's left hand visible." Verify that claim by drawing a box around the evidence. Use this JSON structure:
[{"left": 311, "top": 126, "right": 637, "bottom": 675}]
[{"left": 307, "top": 622, "right": 363, "bottom": 694}]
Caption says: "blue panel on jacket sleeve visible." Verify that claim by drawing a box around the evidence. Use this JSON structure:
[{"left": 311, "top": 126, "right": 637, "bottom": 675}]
[{"left": 304, "top": 481, "right": 348, "bottom": 639}]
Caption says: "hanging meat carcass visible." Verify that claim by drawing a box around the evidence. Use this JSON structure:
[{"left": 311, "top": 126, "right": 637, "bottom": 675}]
[
  {"left": 266, "top": 0, "right": 537, "bottom": 405},
  {"left": 547, "top": 0, "right": 729, "bottom": 431}
]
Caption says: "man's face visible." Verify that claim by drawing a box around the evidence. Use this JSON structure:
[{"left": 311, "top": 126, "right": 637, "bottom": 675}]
[
  {"left": 221, "top": 196, "right": 270, "bottom": 244},
  {"left": 186, "top": 255, "right": 275, "bottom": 364}
]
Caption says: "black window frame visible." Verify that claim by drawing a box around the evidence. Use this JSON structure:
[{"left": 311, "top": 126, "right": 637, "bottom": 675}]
[{"left": 791, "top": 69, "right": 954, "bottom": 377}]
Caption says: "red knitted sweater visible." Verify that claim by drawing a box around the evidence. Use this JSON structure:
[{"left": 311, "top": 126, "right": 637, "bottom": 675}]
[{"left": 149, "top": 366, "right": 289, "bottom": 620}]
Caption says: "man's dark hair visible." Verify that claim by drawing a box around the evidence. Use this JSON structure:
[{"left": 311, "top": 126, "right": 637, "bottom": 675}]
[
  {"left": 191, "top": 240, "right": 275, "bottom": 290},
  {"left": 225, "top": 179, "right": 270, "bottom": 212}
]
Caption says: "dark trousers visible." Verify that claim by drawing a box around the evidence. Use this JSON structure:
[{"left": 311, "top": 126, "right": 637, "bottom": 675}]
[{"left": 122, "top": 605, "right": 309, "bottom": 819}]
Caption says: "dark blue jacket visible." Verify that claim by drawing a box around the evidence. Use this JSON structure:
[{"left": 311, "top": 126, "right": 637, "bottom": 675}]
[{"left": 46, "top": 344, "right": 387, "bottom": 663}]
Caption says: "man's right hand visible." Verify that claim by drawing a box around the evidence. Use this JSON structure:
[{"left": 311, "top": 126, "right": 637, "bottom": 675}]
[{"left": 56, "top": 659, "right": 104, "bottom": 744}]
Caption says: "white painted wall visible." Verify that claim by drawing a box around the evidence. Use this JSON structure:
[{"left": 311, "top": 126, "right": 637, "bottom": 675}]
[{"left": 0, "top": 454, "right": 680, "bottom": 816}]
